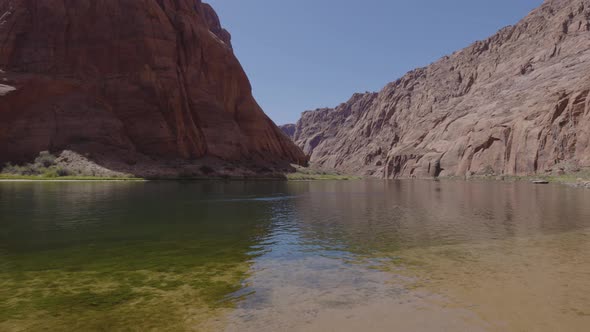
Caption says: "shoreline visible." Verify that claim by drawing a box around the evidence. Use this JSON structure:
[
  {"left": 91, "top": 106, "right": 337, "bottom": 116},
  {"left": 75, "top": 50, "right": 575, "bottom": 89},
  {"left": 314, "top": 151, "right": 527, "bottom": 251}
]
[
  {"left": 0, "top": 167, "right": 363, "bottom": 182},
  {"left": 1, "top": 173, "right": 588, "bottom": 187},
  {"left": 0, "top": 175, "right": 335, "bottom": 182},
  {"left": 436, "top": 173, "right": 590, "bottom": 189},
  {"left": 0, "top": 179, "right": 146, "bottom": 182}
]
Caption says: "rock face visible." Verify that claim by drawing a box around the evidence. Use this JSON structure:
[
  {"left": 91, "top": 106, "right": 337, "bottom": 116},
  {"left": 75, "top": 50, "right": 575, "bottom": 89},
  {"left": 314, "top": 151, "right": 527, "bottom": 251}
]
[
  {"left": 279, "top": 124, "right": 297, "bottom": 139},
  {"left": 288, "top": 0, "right": 590, "bottom": 178},
  {"left": 0, "top": 0, "right": 307, "bottom": 171}
]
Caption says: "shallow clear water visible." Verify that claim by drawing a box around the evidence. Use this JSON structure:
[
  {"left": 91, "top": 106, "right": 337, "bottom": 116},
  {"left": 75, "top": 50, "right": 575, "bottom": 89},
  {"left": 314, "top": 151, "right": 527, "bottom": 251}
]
[{"left": 1, "top": 180, "right": 589, "bottom": 331}]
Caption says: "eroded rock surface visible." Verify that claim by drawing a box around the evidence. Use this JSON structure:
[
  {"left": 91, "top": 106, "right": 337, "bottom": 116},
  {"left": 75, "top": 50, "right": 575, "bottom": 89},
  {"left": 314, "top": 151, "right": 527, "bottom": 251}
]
[
  {"left": 0, "top": 0, "right": 307, "bottom": 173},
  {"left": 287, "top": 0, "right": 590, "bottom": 178},
  {"left": 280, "top": 124, "right": 296, "bottom": 139}
]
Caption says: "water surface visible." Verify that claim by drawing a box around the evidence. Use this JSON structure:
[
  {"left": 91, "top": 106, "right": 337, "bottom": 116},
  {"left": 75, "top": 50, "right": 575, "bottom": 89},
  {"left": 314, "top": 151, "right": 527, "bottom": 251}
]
[{"left": 1, "top": 180, "right": 589, "bottom": 331}]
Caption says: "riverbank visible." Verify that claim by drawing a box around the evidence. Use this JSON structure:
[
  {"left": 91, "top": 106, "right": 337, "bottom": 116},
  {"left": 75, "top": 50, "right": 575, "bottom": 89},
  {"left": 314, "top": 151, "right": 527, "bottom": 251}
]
[
  {"left": 0, "top": 173, "right": 360, "bottom": 182},
  {"left": 0, "top": 158, "right": 362, "bottom": 182},
  {"left": 0, "top": 174, "right": 281, "bottom": 182},
  {"left": 2, "top": 151, "right": 586, "bottom": 185},
  {"left": 441, "top": 169, "right": 590, "bottom": 189},
  {"left": 512, "top": 176, "right": 590, "bottom": 189},
  {"left": 0, "top": 175, "right": 145, "bottom": 182},
  {"left": 285, "top": 165, "right": 362, "bottom": 181},
  {"left": 2, "top": 173, "right": 588, "bottom": 186},
  {"left": 0, "top": 150, "right": 294, "bottom": 182}
]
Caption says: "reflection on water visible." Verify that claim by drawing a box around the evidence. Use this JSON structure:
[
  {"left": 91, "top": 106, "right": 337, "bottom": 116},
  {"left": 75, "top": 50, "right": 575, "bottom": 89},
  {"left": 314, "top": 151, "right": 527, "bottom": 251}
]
[{"left": 1, "top": 180, "right": 589, "bottom": 331}]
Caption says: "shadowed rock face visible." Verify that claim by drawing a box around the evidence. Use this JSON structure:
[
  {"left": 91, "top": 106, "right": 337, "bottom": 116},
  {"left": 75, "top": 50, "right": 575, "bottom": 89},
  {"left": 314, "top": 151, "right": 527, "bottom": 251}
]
[
  {"left": 0, "top": 0, "right": 307, "bottom": 168},
  {"left": 280, "top": 124, "right": 296, "bottom": 139},
  {"left": 287, "top": 0, "right": 590, "bottom": 178}
]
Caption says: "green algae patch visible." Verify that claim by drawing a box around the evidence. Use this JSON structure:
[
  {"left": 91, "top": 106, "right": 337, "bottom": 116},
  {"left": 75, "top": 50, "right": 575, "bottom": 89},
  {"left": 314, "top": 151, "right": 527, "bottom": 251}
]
[
  {"left": 286, "top": 164, "right": 362, "bottom": 181},
  {"left": 0, "top": 181, "right": 281, "bottom": 331},
  {"left": 287, "top": 173, "right": 361, "bottom": 181},
  {"left": 0, "top": 242, "right": 253, "bottom": 331}
]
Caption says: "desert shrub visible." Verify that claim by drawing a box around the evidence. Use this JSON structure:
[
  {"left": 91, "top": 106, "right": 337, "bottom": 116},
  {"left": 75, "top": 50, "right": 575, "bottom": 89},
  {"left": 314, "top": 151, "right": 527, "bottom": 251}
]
[
  {"left": 2, "top": 163, "right": 17, "bottom": 174},
  {"left": 4, "top": 164, "right": 39, "bottom": 175},
  {"left": 34, "top": 151, "right": 57, "bottom": 168},
  {"left": 56, "top": 168, "right": 70, "bottom": 177},
  {"left": 42, "top": 169, "right": 60, "bottom": 178},
  {"left": 553, "top": 161, "right": 581, "bottom": 174},
  {"left": 42, "top": 167, "right": 69, "bottom": 178},
  {"left": 482, "top": 165, "right": 495, "bottom": 176},
  {"left": 2, "top": 152, "right": 59, "bottom": 176},
  {"left": 22, "top": 164, "right": 41, "bottom": 175},
  {"left": 3, "top": 163, "right": 39, "bottom": 175}
]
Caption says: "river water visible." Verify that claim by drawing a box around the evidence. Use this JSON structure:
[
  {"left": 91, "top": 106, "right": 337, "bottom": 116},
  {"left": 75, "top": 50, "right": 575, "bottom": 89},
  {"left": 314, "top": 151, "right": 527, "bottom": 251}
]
[{"left": 1, "top": 180, "right": 589, "bottom": 331}]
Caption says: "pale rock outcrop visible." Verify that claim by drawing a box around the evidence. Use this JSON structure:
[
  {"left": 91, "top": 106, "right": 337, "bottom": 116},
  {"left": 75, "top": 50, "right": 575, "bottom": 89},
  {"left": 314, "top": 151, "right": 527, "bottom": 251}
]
[{"left": 287, "top": 0, "right": 590, "bottom": 178}]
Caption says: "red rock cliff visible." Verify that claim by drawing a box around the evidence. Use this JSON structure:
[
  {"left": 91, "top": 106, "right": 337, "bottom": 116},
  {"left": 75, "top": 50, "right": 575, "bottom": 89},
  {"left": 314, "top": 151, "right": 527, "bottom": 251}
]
[{"left": 0, "top": 0, "right": 307, "bottom": 168}]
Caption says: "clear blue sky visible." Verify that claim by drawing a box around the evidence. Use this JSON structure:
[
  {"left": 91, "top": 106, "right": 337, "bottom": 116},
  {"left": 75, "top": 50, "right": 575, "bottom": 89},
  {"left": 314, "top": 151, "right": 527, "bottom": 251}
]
[{"left": 207, "top": 0, "right": 543, "bottom": 125}]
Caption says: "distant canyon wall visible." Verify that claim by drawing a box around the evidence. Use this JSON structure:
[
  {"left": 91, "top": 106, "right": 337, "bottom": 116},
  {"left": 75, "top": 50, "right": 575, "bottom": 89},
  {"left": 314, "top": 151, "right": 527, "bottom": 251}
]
[{"left": 283, "top": 0, "right": 590, "bottom": 178}]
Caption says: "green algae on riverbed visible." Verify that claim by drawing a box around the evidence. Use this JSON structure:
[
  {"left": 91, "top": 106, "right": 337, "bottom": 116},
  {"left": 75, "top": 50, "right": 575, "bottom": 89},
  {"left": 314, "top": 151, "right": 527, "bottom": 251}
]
[
  {"left": 0, "top": 241, "right": 253, "bottom": 331},
  {"left": 0, "top": 181, "right": 282, "bottom": 331}
]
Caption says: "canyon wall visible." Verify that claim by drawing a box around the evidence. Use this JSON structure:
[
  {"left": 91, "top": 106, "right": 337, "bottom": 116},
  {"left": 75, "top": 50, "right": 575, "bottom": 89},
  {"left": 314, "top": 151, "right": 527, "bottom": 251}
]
[
  {"left": 0, "top": 0, "right": 307, "bottom": 171},
  {"left": 284, "top": 0, "right": 590, "bottom": 178}
]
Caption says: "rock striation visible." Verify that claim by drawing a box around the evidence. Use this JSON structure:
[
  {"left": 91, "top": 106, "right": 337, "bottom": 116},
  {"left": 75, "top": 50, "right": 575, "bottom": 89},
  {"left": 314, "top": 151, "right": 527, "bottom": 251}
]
[
  {"left": 286, "top": 0, "right": 590, "bottom": 178},
  {"left": 0, "top": 0, "right": 307, "bottom": 173}
]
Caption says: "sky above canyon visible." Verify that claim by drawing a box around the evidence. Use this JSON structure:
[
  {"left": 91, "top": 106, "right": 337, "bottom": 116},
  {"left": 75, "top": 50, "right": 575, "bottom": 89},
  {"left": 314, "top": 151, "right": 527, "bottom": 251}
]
[{"left": 207, "top": 0, "right": 543, "bottom": 125}]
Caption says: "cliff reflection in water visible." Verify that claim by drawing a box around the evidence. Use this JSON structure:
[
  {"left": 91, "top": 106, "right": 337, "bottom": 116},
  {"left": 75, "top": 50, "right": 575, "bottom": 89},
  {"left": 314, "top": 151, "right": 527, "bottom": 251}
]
[
  {"left": 228, "top": 180, "right": 590, "bottom": 332},
  {"left": 286, "top": 180, "right": 590, "bottom": 252}
]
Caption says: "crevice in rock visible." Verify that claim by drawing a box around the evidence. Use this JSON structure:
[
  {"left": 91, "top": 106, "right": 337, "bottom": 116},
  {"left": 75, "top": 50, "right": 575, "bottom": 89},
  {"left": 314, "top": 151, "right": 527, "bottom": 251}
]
[
  {"left": 520, "top": 58, "right": 535, "bottom": 75},
  {"left": 433, "top": 159, "right": 444, "bottom": 178},
  {"left": 550, "top": 44, "right": 558, "bottom": 58},
  {"left": 573, "top": 90, "right": 589, "bottom": 105},
  {"left": 432, "top": 114, "right": 449, "bottom": 128},
  {"left": 504, "top": 127, "right": 513, "bottom": 164},
  {"left": 474, "top": 136, "right": 501, "bottom": 154},
  {"left": 551, "top": 95, "right": 570, "bottom": 124},
  {"left": 63, "top": 0, "right": 73, "bottom": 61},
  {"left": 413, "top": 132, "right": 428, "bottom": 148}
]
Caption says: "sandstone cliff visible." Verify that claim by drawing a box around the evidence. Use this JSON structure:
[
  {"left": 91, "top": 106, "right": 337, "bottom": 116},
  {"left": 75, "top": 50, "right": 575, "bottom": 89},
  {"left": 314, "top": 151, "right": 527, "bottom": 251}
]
[
  {"left": 285, "top": 0, "right": 590, "bottom": 178},
  {"left": 0, "top": 0, "right": 307, "bottom": 175},
  {"left": 280, "top": 124, "right": 297, "bottom": 139}
]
